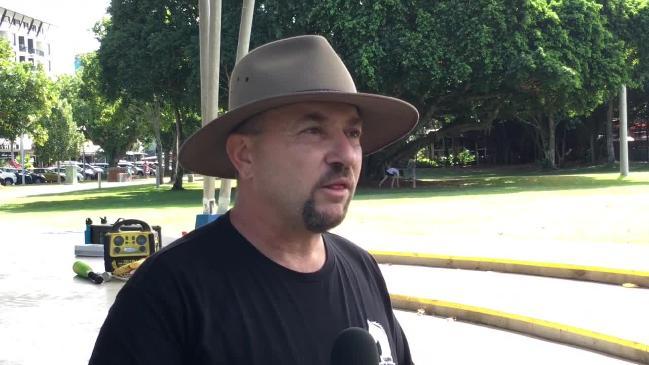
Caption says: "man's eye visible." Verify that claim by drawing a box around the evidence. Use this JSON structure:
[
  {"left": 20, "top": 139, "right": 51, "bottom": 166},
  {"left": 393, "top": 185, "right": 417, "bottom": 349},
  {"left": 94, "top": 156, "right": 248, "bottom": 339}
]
[
  {"left": 348, "top": 129, "right": 362, "bottom": 139},
  {"left": 303, "top": 127, "right": 322, "bottom": 135}
]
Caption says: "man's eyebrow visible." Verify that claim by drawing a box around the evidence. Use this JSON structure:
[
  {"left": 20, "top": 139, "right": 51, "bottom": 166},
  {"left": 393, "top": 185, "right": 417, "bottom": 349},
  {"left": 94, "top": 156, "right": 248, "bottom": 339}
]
[{"left": 348, "top": 116, "right": 363, "bottom": 127}]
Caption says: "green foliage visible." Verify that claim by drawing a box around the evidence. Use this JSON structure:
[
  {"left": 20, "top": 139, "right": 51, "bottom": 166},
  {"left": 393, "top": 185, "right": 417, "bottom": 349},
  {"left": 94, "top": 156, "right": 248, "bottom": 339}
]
[
  {"left": 16, "top": 153, "right": 34, "bottom": 169},
  {"left": 456, "top": 149, "right": 477, "bottom": 166},
  {"left": 0, "top": 48, "right": 53, "bottom": 141},
  {"left": 416, "top": 147, "right": 476, "bottom": 167},
  {"left": 87, "top": 0, "right": 649, "bottom": 176},
  {"left": 415, "top": 149, "right": 438, "bottom": 168},
  {"left": 99, "top": 1, "right": 199, "bottom": 108},
  {"left": 0, "top": 37, "right": 13, "bottom": 62},
  {"left": 74, "top": 53, "right": 148, "bottom": 165},
  {"left": 35, "top": 98, "right": 83, "bottom": 165}
]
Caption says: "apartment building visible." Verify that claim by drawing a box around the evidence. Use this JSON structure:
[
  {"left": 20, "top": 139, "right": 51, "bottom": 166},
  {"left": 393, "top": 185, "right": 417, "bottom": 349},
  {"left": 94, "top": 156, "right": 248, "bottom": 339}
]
[{"left": 0, "top": 6, "right": 53, "bottom": 74}]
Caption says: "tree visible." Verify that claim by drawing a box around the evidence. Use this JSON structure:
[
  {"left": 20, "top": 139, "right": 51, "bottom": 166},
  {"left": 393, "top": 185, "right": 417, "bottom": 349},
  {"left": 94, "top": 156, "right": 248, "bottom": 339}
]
[
  {"left": 99, "top": 1, "right": 201, "bottom": 190},
  {"left": 0, "top": 38, "right": 52, "bottom": 155},
  {"left": 503, "top": 0, "right": 627, "bottom": 168},
  {"left": 35, "top": 98, "right": 83, "bottom": 170},
  {"left": 74, "top": 53, "right": 148, "bottom": 165},
  {"left": 0, "top": 37, "right": 12, "bottom": 61}
]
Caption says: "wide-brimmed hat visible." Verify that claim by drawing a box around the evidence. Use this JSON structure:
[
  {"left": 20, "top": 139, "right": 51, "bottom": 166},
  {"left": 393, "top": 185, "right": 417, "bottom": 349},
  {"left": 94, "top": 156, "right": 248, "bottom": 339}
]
[{"left": 179, "top": 35, "right": 419, "bottom": 178}]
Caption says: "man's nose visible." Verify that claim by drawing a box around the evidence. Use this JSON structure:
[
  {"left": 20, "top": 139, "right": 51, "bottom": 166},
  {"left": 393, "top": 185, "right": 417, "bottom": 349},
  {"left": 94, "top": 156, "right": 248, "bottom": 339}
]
[{"left": 325, "top": 130, "right": 361, "bottom": 167}]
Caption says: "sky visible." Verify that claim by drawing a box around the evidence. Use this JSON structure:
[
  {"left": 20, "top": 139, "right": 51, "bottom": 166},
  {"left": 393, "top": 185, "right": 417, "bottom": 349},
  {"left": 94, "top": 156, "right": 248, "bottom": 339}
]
[{"left": 0, "top": 0, "right": 111, "bottom": 74}]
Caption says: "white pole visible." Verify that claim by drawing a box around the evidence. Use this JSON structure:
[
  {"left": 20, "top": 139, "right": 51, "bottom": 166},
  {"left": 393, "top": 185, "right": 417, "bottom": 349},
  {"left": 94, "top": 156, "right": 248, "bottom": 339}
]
[
  {"left": 199, "top": 0, "right": 221, "bottom": 214},
  {"left": 20, "top": 133, "right": 25, "bottom": 184},
  {"left": 619, "top": 84, "right": 629, "bottom": 177},
  {"left": 217, "top": 0, "right": 255, "bottom": 215}
]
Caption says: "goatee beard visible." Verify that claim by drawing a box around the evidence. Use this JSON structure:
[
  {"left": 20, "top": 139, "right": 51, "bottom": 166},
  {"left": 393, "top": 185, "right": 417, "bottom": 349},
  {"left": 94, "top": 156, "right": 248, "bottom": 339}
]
[{"left": 301, "top": 163, "right": 354, "bottom": 233}]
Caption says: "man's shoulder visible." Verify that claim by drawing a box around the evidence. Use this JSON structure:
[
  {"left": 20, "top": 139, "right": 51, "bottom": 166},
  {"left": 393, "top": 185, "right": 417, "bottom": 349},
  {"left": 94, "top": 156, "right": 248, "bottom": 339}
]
[
  {"left": 324, "top": 232, "right": 376, "bottom": 265},
  {"left": 159, "top": 216, "right": 228, "bottom": 256},
  {"left": 131, "top": 215, "right": 239, "bottom": 279}
]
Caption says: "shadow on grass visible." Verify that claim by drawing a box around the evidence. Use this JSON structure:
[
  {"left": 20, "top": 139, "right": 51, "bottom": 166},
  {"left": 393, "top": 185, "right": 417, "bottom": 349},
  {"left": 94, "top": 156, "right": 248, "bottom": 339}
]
[
  {"left": 356, "top": 173, "right": 649, "bottom": 200},
  {"left": 0, "top": 185, "right": 207, "bottom": 213}
]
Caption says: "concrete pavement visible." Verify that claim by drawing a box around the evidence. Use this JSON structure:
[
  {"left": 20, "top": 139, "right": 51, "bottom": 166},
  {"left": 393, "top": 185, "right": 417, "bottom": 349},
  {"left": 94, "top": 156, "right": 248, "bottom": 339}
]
[{"left": 381, "top": 264, "right": 649, "bottom": 344}]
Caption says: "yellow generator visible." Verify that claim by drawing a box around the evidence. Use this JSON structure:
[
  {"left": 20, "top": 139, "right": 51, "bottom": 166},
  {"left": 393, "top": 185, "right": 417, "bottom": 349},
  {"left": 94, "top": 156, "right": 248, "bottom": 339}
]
[{"left": 103, "top": 219, "right": 160, "bottom": 272}]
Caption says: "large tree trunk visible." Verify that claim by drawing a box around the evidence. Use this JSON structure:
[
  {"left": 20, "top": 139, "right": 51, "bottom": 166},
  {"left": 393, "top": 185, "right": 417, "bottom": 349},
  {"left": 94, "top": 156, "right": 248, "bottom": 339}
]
[
  {"left": 165, "top": 147, "right": 172, "bottom": 180},
  {"left": 171, "top": 107, "right": 184, "bottom": 191},
  {"left": 605, "top": 98, "right": 615, "bottom": 164},
  {"left": 538, "top": 115, "right": 557, "bottom": 169},
  {"left": 151, "top": 97, "right": 164, "bottom": 186},
  {"left": 590, "top": 132, "right": 596, "bottom": 164}
]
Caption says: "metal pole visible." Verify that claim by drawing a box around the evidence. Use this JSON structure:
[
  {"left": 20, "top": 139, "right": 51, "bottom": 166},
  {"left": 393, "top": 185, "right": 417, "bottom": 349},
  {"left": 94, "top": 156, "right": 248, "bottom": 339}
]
[
  {"left": 619, "top": 84, "right": 629, "bottom": 177},
  {"left": 20, "top": 133, "right": 25, "bottom": 184},
  {"left": 235, "top": 0, "right": 255, "bottom": 64},
  {"left": 217, "top": 0, "right": 255, "bottom": 215},
  {"left": 98, "top": 171, "right": 102, "bottom": 189},
  {"left": 199, "top": 0, "right": 220, "bottom": 215}
]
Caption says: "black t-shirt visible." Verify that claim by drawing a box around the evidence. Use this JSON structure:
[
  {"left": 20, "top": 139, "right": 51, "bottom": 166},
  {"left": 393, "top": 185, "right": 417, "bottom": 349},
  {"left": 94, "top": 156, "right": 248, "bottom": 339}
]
[{"left": 90, "top": 213, "right": 412, "bottom": 365}]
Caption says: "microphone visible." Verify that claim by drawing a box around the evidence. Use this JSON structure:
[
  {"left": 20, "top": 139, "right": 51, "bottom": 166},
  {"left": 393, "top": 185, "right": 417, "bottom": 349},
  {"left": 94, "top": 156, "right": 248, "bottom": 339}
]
[
  {"left": 73, "top": 260, "right": 104, "bottom": 284},
  {"left": 331, "top": 327, "right": 379, "bottom": 365}
]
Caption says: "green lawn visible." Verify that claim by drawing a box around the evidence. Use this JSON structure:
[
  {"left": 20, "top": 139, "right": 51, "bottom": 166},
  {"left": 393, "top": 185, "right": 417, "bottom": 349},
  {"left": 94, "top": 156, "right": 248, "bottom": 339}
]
[{"left": 1, "top": 164, "right": 648, "bottom": 246}]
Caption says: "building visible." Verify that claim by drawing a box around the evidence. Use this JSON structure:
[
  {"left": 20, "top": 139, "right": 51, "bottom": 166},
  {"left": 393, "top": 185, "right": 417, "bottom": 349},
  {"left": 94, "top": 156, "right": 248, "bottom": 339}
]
[
  {"left": 0, "top": 6, "right": 53, "bottom": 74},
  {"left": 0, "top": 6, "right": 55, "bottom": 166}
]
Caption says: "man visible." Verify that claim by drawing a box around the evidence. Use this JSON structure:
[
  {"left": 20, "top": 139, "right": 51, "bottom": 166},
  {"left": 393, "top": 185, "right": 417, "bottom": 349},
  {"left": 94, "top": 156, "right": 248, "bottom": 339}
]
[
  {"left": 379, "top": 166, "right": 401, "bottom": 189},
  {"left": 90, "top": 35, "right": 419, "bottom": 365}
]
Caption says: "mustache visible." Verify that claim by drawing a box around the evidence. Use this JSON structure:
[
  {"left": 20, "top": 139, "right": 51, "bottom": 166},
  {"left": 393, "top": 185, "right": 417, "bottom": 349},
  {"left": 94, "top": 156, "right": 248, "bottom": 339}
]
[{"left": 315, "top": 163, "right": 353, "bottom": 187}]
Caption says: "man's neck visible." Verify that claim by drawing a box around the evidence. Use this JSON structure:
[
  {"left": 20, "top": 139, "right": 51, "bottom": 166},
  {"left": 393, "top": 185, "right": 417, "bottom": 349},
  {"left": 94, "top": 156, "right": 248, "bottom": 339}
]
[{"left": 229, "top": 206, "right": 327, "bottom": 273}]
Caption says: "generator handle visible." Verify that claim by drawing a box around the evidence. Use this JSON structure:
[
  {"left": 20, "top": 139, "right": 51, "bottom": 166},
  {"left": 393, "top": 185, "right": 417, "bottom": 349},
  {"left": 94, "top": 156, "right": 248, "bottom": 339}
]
[{"left": 111, "top": 219, "right": 151, "bottom": 232}]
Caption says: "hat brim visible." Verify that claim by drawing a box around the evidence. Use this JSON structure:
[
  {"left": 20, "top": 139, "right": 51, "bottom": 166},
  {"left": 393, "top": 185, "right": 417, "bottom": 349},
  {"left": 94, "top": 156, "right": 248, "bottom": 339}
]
[{"left": 179, "top": 91, "right": 419, "bottom": 178}]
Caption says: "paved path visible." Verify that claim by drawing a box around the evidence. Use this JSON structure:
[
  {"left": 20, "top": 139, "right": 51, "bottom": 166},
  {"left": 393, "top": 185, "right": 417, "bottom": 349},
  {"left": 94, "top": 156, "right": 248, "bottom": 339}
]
[
  {"left": 335, "top": 227, "right": 649, "bottom": 272},
  {"left": 382, "top": 264, "right": 649, "bottom": 345},
  {"left": 396, "top": 311, "right": 637, "bottom": 365}
]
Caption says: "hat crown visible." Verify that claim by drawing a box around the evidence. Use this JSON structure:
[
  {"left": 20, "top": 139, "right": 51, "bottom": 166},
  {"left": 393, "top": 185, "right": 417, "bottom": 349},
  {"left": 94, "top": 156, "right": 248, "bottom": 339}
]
[{"left": 229, "top": 35, "right": 357, "bottom": 109}]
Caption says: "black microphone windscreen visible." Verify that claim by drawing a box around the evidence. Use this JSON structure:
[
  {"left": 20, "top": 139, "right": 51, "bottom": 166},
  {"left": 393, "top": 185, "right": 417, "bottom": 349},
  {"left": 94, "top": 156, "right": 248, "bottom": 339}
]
[{"left": 331, "top": 327, "right": 379, "bottom": 365}]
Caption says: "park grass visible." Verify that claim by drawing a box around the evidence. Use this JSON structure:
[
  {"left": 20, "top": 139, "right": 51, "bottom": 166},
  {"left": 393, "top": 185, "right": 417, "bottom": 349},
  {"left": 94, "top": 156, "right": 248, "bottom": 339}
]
[{"left": 1, "top": 164, "right": 648, "bottom": 245}]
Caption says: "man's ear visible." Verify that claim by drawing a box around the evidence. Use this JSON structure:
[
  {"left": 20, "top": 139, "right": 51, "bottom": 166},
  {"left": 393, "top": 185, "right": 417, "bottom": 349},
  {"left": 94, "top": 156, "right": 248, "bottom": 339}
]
[{"left": 226, "top": 134, "right": 254, "bottom": 179}]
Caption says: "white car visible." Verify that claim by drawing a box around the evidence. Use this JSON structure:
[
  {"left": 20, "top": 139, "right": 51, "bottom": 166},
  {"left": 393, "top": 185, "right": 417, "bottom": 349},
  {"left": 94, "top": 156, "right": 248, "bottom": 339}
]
[
  {"left": 51, "top": 166, "right": 84, "bottom": 182},
  {"left": 0, "top": 168, "right": 17, "bottom": 185}
]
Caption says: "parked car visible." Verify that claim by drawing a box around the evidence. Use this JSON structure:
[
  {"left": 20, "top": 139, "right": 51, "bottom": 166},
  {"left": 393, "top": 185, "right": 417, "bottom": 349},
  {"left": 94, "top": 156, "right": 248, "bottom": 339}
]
[
  {"left": 2, "top": 167, "right": 43, "bottom": 184},
  {"left": 77, "top": 163, "right": 103, "bottom": 180},
  {"left": 33, "top": 168, "right": 66, "bottom": 183},
  {"left": 9, "top": 168, "right": 46, "bottom": 184},
  {"left": 0, "top": 168, "right": 17, "bottom": 186},
  {"left": 45, "top": 167, "right": 84, "bottom": 182},
  {"left": 87, "top": 164, "right": 105, "bottom": 174},
  {"left": 134, "top": 161, "right": 156, "bottom": 176},
  {"left": 117, "top": 161, "right": 144, "bottom": 176}
]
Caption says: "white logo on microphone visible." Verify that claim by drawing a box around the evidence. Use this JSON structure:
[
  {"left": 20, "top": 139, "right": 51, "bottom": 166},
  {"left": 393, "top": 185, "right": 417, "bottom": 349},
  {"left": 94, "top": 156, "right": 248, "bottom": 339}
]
[{"left": 367, "top": 320, "right": 395, "bottom": 365}]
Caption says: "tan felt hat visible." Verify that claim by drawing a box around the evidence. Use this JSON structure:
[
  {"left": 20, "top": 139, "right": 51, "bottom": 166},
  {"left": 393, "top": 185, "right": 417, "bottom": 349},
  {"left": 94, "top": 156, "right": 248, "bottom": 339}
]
[{"left": 179, "top": 35, "right": 419, "bottom": 178}]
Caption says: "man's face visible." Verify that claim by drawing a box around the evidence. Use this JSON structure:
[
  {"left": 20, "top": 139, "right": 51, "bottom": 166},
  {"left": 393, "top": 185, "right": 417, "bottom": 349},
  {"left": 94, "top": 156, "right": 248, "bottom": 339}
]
[{"left": 242, "top": 101, "right": 363, "bottom": 233}]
